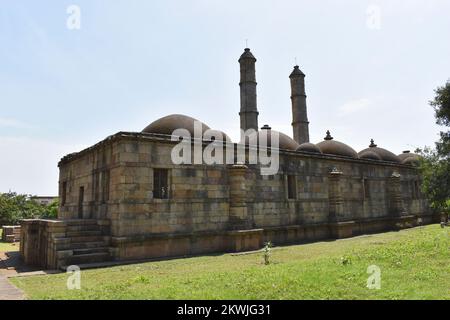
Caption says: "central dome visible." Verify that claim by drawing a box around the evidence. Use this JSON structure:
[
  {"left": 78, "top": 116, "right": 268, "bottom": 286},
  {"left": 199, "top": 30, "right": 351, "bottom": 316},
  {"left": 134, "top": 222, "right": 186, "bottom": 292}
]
[
  {"left": 142, "top": 114, "right": 232, "bottom": 142},
  {"left": 142, "top": 114, "right": 210, "bottom": 137},
  {"left": 316, "top": 131, "right": 358, "bottom": 158}
]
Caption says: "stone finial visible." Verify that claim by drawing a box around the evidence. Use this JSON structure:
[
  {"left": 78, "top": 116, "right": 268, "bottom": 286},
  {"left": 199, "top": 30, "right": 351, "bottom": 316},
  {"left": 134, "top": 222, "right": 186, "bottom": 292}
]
[
  {"left": 289, "top": 65, "right": 305, "bottom": 78},
  {"left": 238, "top": 48, "right": 256, "bottom": 62},
  {"left": 324, "top": 130, "right": 333, "bottom": 140},
  {"left": 369, "top": 139, "right": 377, "bottom": 148},
  {"left": 261, "top": 124, "right": 271, "bottom": 130}
]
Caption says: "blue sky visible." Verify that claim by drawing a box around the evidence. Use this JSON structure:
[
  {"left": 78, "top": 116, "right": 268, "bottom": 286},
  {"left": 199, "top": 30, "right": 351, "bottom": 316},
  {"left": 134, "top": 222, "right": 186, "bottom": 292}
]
[{"left": 1, "top": 0, "right": 449, "bottom": 195}]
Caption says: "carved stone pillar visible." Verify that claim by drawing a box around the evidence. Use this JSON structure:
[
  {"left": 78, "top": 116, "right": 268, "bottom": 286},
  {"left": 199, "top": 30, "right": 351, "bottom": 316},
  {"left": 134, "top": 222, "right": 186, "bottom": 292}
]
[
  {"left": 387, "top": 172, "right": 406, "bottom": 216},
  {"left": 328, "top": 167, "right": 344, "bottom": 222},
  {"left": 228, "top": 164, "right": 250, "bottom": 229}
]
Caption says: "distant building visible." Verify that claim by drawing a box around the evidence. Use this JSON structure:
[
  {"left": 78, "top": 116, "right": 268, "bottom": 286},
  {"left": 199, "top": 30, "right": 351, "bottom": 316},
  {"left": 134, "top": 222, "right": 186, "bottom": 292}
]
[{"left": 30, "top": 196, "right": 58, "bottom": 206}]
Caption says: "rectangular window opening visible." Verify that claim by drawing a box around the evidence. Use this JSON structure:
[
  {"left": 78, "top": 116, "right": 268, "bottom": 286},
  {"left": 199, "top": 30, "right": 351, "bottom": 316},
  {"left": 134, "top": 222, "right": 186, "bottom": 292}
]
[
  {"left": 287, "top": 175, "right": 296, "bottom": 200},
  {"left": 101, "top": 170, "right": 110, "bottom": 203},
  {"left": 61, "top": 181, "right": 67, "bottom": 206},
  {"left": 78, "top": 186, "right": 84, "bottom": 219},
  {"left": 363, "top": 178, "right": 370, "bottom": 200},
  {"left": 153, "top": 169, "right": 169, "bottom": 199},
  {"left": 413, "top": 181, "right": 420, "bottom": 199}
]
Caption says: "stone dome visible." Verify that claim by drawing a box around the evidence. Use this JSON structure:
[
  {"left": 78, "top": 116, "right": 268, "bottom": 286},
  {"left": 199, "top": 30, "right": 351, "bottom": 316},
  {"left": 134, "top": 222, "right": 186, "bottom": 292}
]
[
  {"left": 315, "top": 131, "right": 358, "bottom": 158},
  {"left": 242, "top": 125, "right": 299, "bottom": 151},
  {"left": 358, "top": 140, "right": 400, "bottom": 163},
  {"left": 296, "top": 142, "right": 322, "bottom": 154},
  {"left": 142, "top": 114, "right": 211, "bottom": 138},
  {"left": 402, "top": 157, "right": 420, "bottom": 166},
  {"left": 398, "top": 150, "right": 419, "bottom": 161},
  {"left": 359, "top": 150, "right": 382, "bottom": 160},
  {"left": 398, "top": 151, "right": 420, "bottom": 166}
]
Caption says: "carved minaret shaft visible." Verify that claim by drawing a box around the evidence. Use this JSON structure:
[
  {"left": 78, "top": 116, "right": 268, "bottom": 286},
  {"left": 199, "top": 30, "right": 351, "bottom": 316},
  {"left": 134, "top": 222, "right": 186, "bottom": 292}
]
[
  {"left": 239, "top": 48, "right": 259, "bottom": 132},
  {"left": 290, "top": 65, "right": 310, "bottom": 144}
]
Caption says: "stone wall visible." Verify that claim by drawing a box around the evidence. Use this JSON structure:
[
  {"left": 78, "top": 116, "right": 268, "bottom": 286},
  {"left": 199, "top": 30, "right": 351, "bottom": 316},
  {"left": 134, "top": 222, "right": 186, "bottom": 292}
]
[{"left": 49, "top": 132, "right": 437, "bottom": 264}]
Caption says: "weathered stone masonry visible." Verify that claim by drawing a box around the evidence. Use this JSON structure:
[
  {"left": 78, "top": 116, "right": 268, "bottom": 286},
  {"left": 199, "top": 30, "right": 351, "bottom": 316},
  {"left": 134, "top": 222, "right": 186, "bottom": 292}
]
[
  {"left": 21, "top": 131, "right": 435, "bottom": 269},
  {"left": 20, "top": 48, "right": 438, "bottom": 269}
]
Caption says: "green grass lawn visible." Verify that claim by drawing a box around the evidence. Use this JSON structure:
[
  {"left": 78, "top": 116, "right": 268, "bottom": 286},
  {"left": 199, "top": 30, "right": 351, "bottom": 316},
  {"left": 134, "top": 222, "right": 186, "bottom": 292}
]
[
  {"left": 11, "top": 224, "right": 450, "bottom": 300},
  {"left": 0, "top": 228, "right": 20, "bottom": 252}
]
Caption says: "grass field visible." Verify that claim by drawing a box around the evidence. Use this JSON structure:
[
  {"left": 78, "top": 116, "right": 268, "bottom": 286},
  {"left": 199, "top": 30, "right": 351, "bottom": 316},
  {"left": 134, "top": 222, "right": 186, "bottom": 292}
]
[
  {"left": 10, "top": 224, "right": 450, "bottom": 300},
  {"left": 0, "top": 228, "right": 20, "bottom": 252}
]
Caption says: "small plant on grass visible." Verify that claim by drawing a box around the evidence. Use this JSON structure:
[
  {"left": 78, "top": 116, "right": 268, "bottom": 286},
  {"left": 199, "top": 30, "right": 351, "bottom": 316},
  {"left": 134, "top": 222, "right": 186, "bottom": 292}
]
[
  {"left": 263, "top": 241, "right": 273, "bottom": 265},
  {"left": 340, "top": 255, "right": 351, "bottom": 265}
]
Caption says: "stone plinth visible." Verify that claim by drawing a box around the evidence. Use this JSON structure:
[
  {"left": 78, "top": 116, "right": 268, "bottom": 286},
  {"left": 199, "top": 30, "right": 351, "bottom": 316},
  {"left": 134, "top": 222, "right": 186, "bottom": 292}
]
[{"left": 1, "top": 226, "right": 21, "bottom": 243}]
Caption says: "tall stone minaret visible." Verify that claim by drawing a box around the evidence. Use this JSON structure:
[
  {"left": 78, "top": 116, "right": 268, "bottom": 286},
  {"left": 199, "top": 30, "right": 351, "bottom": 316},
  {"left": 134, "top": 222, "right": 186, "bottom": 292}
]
[
  {"left": 290, "top": 65, "right": 310, "bottom": 144},
  {"left": 239, "top": 48, "right": 259, "bottom": 132}
]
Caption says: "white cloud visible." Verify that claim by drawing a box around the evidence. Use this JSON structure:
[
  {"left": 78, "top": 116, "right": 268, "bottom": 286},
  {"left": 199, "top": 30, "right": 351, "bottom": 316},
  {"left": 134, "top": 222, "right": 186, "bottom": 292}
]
[{"left": 339, "top": 98, "right": 372, "bottom": 115}]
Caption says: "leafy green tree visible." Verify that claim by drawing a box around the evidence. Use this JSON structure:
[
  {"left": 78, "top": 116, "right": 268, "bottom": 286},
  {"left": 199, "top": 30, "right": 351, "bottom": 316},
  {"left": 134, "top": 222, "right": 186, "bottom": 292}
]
[
  {"left": 417, "top": 80, "right": 450, "bottom": 219},
  {"left": 0, "top": 192, "right": 48, "bottom": 225},
  {"left": 42, "top": 199, "right": 59, "bottom": 219}
]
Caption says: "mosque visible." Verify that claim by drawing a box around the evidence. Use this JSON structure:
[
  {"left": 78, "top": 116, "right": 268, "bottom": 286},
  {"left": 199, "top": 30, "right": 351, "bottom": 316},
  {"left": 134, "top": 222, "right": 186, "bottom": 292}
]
[{"left": 20, "top": 48, "right": 436, "bottom": 269}]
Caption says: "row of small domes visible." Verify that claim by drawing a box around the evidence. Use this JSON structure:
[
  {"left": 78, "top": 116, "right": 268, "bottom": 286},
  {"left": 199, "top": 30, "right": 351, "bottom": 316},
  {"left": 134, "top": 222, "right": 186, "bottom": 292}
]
[{"left": 142, "top": 114, "right": 419, "bottom": 165}]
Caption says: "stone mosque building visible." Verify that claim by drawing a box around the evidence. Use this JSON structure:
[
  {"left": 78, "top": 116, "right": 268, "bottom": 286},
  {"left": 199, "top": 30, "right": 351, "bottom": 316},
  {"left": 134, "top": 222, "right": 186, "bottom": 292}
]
[{"left": 21, "top": 48, "right": 436, "bottom": 269}]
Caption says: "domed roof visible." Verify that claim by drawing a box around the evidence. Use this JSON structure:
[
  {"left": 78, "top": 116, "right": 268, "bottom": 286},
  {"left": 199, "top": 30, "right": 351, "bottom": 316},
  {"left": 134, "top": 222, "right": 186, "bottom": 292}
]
[
  {"left": 142, "top": 114, "right": 211, "bottom": 137},
  {"left": 242, "top": 125, "right": 299, "bottom": 151},
  {"left": 358, "top": 139, "right": 400, "bottom": 163},
  {"left": 398, "top": 151, "right": 420, "bottom": 166},
  {"left": 398, "top": 150, "right": 419, "bottom": 161},
  {"left": 316, "top": 131, "right": 358, "bottom": 158},
  {"left": 402, "top": 157, "right": 420, "bottom": 166},
  {"left": 359, "top": 149, "right": 382, "bottom": 160},
  {"left": 296, "top": 142, "right": 322, "bottom": 154}
]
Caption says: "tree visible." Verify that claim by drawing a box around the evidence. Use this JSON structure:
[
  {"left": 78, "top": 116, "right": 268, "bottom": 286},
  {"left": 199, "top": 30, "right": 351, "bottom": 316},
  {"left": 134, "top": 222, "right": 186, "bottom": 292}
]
[
  {"left": 42, "top": 199, "right": 59, "bottom": 219},
  {"left": 0, "top": 192, "right": 48, "bottom": 225},
  {"left": 417, "top": 80, "right": 450, "bottom": 219}
]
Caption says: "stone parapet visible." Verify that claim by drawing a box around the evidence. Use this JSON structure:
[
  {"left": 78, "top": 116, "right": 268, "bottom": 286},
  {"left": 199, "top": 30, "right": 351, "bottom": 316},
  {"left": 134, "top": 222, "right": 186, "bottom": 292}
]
[{"left": 20, "top": 219, "right": 67, "bottom": 269}]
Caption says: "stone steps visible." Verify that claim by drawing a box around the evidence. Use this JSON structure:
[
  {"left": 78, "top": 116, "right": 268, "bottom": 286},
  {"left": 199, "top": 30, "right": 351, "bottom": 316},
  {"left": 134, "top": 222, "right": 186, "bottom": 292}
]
[
  {"left": 70, "top": 241, "right": 110, "bottom": 249},
  {"left": 67, "top": 235, "right": 107, "bottom": 243},
  {"left": 65, "top": 219, "right": 99, "bottom": 226},
  {"left": 65, "top": 252, "right": 110, "bottom": 265},
  {"left": 66, "top": 230, "right": 102, "bottom": 237},
  {"left": 55, "top": 219, "right": 112, "bottom": 269},
  {"left": 72, "top": 247, "right": 110, "bottom": 255},
  {"left": 67, "top": 225, "right": 101, "bottom": 232}
]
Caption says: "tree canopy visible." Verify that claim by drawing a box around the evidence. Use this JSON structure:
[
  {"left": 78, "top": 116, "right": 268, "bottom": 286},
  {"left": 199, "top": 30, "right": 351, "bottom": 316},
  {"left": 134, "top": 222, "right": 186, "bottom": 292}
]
[
  {"left": 417, "top": 80, "right": 450, "bottom": 216},
  {"left": 0, "top": 192, "right": 58, "bottom": 226}
]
